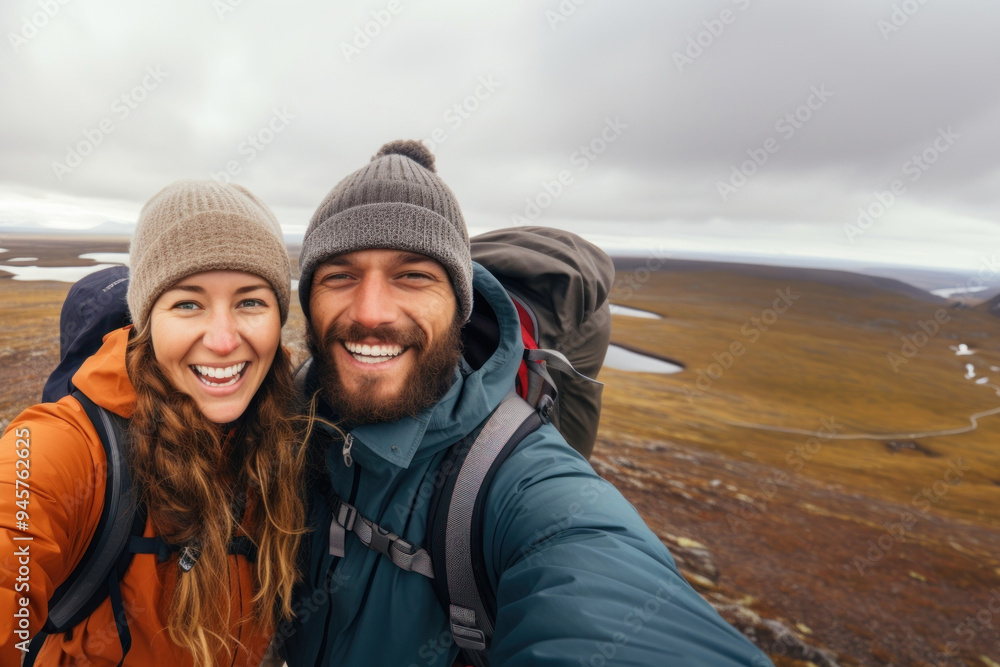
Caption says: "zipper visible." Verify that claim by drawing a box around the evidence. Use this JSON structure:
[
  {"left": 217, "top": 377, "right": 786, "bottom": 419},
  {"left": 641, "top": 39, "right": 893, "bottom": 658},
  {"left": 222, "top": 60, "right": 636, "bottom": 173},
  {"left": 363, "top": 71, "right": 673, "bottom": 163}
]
[
  {"left": 317, "top": 436, "right": 361, "bottom": 666},
  {"left": 342, "top": 433, "right": 354, "bottom": 468}
]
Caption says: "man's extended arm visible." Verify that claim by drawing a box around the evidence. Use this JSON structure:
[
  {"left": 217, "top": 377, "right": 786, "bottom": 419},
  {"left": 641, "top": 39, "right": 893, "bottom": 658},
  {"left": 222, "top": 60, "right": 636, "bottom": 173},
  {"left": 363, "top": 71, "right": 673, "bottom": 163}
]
[{"left": 483, "top": 426, "right": 771, "bottom": 666}]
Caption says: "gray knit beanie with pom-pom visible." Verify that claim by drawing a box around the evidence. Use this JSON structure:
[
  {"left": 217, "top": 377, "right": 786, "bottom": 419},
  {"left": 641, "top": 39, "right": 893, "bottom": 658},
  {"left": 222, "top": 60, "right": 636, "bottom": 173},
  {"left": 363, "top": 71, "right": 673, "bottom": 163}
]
[{"left": 298, "top": 140, "right": 473, "bottom": 323}]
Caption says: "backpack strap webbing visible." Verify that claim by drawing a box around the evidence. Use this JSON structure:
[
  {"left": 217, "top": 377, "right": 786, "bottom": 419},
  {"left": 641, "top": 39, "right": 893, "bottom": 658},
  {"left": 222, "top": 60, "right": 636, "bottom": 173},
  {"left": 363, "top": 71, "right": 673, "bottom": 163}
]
[
  {"left": 325, "top": 492, "right": 435, "bottom": 578},
  {"left": 437, "top": 392, "right": 542, "bottom": 662},
  {"left": 315, "top": 392, "right": 541, "bottom": 666}
]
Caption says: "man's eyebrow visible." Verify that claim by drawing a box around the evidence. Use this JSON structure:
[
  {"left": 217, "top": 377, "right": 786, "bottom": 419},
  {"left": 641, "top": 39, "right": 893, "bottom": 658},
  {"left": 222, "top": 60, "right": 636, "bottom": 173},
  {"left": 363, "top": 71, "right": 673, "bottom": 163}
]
[
  {"left": 320, "top": 256, "right": 354, "bottom": 268},
  {"left": 392, "top": 252, "right": 437, "bottom": 266}
]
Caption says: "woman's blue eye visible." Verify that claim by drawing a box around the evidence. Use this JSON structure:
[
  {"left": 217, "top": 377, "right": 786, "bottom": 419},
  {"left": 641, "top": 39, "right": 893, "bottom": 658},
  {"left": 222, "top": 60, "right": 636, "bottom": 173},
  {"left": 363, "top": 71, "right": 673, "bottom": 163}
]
[
  {"left": 239, "top": 298, "right": 267, "bottom": 308},
  {"left": 174, "top": 301, "right": 199, "bottom": 310}
]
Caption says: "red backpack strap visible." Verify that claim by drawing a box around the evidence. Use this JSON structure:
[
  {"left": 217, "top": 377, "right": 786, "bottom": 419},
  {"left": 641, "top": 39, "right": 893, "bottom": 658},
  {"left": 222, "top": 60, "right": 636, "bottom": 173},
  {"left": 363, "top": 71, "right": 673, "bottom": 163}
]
[{"left": 510, "top": 296, "right": 538, "bottom": 400}]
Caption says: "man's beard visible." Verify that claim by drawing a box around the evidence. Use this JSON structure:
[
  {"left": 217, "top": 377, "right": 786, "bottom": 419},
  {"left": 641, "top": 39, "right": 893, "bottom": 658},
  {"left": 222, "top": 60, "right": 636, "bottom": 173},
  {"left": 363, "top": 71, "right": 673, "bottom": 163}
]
[{"left": 307, "top": 317, "right": 463, "bottom": 426}]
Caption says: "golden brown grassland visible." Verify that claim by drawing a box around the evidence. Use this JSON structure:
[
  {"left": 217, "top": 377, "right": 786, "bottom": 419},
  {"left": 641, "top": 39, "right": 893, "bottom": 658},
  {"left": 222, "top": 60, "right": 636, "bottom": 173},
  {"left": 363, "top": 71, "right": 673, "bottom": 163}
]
[{"left": 2, "top": 236, "right": 998, "bottom": 666}]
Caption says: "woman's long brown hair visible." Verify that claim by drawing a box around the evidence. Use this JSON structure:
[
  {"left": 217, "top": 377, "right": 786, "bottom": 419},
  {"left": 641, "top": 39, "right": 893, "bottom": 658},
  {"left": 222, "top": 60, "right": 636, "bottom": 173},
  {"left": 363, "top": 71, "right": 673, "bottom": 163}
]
[{"left": 125, "top": 324, "right": 308, "bottom": 666}]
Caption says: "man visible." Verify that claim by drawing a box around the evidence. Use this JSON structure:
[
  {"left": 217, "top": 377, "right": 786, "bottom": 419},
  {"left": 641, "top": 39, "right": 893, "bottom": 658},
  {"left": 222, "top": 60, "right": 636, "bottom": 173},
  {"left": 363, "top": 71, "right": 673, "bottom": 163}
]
[{"left": 280, "top": 140, "right": 772, "bottom": 666}]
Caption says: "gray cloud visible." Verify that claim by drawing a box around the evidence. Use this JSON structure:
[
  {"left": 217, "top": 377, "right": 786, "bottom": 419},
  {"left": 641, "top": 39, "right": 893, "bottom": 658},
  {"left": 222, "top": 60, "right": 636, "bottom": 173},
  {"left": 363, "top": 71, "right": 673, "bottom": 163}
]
[{"left": 0, "top": 0, "right": 995, "bottom": 268}]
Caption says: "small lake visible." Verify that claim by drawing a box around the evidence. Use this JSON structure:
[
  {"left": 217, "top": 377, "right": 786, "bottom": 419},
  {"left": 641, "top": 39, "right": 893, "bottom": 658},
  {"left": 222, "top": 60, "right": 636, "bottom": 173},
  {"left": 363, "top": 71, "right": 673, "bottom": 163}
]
[
  {"left": 1, "top": 264, "right": 122, "bottom": 282},
  {"left": 0, "top": 252, "right": 130, "bottom": 282},
  {"left": 604, "top": 344, "right": 683, "bottom": 374}
]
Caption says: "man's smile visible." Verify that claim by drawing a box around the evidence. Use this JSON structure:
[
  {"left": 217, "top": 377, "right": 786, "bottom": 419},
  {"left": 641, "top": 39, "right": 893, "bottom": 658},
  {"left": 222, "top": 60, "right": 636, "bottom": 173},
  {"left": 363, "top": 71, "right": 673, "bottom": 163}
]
[{"left": 342, "top": 341, "right": 406, "bottom": 364}]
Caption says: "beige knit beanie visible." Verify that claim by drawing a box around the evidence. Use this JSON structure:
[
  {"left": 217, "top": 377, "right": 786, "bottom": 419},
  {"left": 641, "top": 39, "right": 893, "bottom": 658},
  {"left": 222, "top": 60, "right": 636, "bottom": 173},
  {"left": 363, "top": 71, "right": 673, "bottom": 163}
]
[
  {"left": 298, "top": 140, "right": 473, "bottom": 323},
  {"left": 127, "top": 180, "right": 291, "bottom": 329}
]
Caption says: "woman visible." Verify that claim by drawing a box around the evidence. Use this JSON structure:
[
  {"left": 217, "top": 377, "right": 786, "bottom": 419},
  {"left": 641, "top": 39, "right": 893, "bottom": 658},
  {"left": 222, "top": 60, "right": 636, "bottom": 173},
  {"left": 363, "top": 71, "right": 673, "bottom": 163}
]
[{"left": 0, "top": 180, "right": 307, "bottom": 666}]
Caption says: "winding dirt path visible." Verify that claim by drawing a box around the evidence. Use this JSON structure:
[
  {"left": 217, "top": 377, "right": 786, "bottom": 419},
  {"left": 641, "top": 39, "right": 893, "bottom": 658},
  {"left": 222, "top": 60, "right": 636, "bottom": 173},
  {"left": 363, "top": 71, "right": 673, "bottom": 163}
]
[{"left": 719, "top": 404, "right": 1000, "bottom": 440}]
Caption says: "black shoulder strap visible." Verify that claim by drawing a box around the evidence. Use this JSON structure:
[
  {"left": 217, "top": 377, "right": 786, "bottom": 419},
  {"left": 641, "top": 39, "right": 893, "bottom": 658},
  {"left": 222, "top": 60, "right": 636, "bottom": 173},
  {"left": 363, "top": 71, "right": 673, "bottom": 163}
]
[
  {"left": 427, "top": 392, "right": 543, "bottom": 666},
  {"left": 24, "top": 392, "right": 262, "bottom": 665},
  {"left": 26, "top": 390, "right": 139, "bottom": 667},
  {"left": 47, "top": 391, "right": 137, "bottom": 629}
]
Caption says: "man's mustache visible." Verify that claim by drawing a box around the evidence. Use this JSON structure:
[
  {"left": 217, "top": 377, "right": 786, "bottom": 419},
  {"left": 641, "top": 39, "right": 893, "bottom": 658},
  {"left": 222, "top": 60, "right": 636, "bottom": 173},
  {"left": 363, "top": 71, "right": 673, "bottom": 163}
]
[{"left": 321, "top": 320, "right": 427, "bottom": 353}]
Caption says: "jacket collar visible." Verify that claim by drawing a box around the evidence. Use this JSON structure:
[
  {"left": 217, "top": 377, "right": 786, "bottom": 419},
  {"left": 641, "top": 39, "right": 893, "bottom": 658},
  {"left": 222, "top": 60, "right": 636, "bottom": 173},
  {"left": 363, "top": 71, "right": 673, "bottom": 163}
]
[{"left": 310, "top": 262, "right": 522, "bottom": 470}]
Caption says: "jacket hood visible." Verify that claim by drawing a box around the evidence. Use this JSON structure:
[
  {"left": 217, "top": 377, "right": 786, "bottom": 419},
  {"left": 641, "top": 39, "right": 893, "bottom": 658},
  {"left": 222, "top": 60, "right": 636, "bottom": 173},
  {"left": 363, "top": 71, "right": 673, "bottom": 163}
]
[
  {"left": 71, "top": 326, "right": 137, "bottom": 419},
  {"left": 310, "top": 262, "right": 522, "bottom": 470},
  {"left": 42, "top": 265, "right": 131, "bottom": 403}
]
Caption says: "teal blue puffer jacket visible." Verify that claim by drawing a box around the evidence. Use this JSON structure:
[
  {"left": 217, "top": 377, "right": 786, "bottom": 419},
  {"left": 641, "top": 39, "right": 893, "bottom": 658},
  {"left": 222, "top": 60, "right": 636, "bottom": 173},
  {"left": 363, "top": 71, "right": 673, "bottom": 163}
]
[{"left": 281, "top": 263, "right": 772, "bottom": 667}]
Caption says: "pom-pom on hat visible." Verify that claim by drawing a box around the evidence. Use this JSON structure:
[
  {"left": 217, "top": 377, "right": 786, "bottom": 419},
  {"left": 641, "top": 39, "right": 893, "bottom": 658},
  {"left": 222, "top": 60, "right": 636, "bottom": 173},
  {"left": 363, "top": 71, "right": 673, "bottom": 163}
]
[
  {"left": 298, "top": 139, "right": 473, "bottom": 323},
  {"left": 127, "top": 180, "right": 291, "bottom": 329}
]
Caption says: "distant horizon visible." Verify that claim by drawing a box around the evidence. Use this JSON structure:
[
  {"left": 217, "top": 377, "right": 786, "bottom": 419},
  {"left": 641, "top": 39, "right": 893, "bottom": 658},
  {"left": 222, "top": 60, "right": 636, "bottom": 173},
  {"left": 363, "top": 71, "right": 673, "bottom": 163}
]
[{"left": 2, "top": 223, "right": 997, "bottom": 297}]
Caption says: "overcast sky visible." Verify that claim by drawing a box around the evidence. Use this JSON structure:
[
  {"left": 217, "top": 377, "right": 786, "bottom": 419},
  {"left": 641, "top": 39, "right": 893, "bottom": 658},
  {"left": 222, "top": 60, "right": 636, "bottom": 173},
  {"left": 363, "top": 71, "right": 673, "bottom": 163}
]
[{"left": 0, "top": 0, "right": 996, "bottom": 272}]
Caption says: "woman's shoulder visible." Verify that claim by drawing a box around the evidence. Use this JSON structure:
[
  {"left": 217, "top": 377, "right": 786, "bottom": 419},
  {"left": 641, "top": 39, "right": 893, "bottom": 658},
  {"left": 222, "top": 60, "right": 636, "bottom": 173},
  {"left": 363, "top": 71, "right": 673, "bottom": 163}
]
[
  {"left": 0, "top": 396, "right": 110, "bottom": 630},
  {"left": 1, "top": 396, "right": 108, "bottom": 515}
]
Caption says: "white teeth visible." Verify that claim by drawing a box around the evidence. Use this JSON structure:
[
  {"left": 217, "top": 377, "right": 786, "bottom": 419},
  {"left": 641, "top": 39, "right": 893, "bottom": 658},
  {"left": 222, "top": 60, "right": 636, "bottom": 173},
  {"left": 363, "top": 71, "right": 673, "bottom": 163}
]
[
  {"left": 344, "top": 341, "right": 403, "bottom": 362},
  {"left": 197, "top": 374, "right": 239, "bottom": 387},
  {"left": 193, "top": 362, "right": 247, "bottom": 380}
]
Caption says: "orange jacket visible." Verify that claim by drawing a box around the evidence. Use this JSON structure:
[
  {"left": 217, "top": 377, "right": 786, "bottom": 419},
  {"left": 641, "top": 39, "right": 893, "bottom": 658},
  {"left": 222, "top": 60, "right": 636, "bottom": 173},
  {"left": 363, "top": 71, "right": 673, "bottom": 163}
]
[{"left": 1, "top": 328, "right": 271, "bottom": 666}]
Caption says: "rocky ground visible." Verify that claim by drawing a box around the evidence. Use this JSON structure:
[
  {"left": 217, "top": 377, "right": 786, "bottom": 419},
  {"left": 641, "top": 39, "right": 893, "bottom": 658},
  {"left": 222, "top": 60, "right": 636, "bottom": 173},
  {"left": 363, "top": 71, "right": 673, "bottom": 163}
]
[{"left": 589, "top": 429, "right": 1000, "bottom": 666}]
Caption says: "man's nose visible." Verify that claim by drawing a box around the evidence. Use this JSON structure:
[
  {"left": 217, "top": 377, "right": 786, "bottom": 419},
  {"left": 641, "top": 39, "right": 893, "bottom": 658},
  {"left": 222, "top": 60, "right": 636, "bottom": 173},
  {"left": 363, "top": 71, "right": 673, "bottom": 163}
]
[{"left": 349, "top": 275, "right": 398, "bottom": 330}]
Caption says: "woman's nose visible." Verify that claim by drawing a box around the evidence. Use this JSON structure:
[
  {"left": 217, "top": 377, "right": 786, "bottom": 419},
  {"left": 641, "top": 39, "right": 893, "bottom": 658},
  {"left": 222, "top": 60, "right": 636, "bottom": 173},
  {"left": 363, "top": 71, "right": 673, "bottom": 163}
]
[{"left": 201, "top": 310, "right": 241, "bottom": 356}]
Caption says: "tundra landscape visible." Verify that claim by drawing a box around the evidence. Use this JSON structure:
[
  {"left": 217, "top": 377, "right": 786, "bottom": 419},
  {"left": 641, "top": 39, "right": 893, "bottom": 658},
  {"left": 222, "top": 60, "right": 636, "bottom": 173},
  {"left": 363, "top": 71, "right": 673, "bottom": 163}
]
[{"left": 1, "top": 235, "right": 998, "bottom": 667}]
